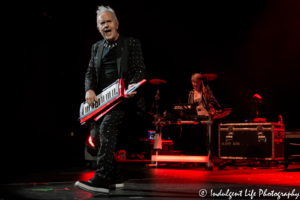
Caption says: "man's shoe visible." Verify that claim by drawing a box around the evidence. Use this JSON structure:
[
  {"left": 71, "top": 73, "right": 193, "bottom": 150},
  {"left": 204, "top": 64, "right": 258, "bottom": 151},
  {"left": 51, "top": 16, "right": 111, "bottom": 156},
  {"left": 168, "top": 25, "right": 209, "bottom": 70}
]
[
  {"left": 109, "top": 176, "right": 124, "bottom": 190},
  {"left": 75, "top": 178, "right": 109, "bottom": 194}
]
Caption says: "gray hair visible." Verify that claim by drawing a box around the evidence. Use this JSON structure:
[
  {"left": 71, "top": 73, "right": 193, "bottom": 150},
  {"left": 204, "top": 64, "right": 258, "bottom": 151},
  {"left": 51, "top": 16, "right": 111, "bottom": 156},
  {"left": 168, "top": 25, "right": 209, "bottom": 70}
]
[{"left": 96, "top": 5, "right": 118, "bottom": 27}]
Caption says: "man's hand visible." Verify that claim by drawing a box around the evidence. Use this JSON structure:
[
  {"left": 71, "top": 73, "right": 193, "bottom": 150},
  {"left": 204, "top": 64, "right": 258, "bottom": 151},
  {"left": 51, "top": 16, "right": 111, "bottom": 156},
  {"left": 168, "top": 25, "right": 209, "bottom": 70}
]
[
  {"left": 85, "top": 90, "right": 97, "bottom": 107},
  {"left": 126, "top": 83, "right": 137, "bottom": 98}
]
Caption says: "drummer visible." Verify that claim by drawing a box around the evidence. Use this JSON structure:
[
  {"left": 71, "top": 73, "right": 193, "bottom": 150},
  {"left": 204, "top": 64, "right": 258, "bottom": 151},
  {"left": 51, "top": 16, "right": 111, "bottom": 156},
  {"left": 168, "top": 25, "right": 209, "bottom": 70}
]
[
  {"left": 188, "top": 73, "right": 215, "bottom": 116},
  {"left": 187, "top": 73, "right": 215, "bottom": 155}
]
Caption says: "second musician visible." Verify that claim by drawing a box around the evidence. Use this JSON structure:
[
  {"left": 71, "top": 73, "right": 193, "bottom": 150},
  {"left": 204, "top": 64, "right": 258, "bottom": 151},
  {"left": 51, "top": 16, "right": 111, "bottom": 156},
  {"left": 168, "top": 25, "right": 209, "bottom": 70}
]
[
  {"left": 188, "top": 73, "right": 215, "bottom": 116},
  {"left": 187, "top": 73, "right": 215, "bottom": 155}
]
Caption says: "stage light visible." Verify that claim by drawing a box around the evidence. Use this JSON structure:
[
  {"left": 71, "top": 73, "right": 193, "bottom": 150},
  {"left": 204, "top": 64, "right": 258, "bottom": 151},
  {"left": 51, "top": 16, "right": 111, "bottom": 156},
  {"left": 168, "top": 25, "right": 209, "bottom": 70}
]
[
  {"left": 88, "top": 136, "right": 95, "bottom": 148},
  {"left": 151, "top": 155, "right": 208, "bottom": 162}
]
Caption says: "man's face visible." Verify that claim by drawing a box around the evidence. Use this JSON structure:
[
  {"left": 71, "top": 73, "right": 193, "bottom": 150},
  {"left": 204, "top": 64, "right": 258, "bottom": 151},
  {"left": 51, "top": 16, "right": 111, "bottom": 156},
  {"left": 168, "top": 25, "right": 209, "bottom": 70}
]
[{"left": 97, "top": 12, "right": 119, "bottom": 42}]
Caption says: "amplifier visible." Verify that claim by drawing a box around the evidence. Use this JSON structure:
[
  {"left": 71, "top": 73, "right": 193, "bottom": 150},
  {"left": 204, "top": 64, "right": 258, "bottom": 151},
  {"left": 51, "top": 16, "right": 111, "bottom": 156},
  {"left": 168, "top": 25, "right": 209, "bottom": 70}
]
[{"left": 218, "top": 122, "right": 285, "bottom": 160}]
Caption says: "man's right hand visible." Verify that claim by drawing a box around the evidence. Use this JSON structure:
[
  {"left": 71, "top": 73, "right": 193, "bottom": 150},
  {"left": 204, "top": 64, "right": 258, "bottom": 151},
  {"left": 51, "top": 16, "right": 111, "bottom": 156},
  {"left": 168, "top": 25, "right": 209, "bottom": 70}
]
[{"left": 85, "top": 90, "right": 97, "bottom": 108}]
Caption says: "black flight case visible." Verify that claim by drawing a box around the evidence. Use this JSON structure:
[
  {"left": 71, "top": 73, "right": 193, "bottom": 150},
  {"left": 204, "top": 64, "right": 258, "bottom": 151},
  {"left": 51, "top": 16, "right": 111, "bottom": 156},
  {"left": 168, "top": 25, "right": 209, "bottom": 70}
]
[{"left": 219, "top": 122, "right": 285, "bottom": 160}]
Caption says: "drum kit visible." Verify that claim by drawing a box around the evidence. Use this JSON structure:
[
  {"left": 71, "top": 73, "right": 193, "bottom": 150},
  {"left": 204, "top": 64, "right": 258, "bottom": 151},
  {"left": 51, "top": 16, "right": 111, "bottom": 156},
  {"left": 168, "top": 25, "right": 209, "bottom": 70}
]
[{"left": 148, "top": 74, "right": 231, "bottom": 170}]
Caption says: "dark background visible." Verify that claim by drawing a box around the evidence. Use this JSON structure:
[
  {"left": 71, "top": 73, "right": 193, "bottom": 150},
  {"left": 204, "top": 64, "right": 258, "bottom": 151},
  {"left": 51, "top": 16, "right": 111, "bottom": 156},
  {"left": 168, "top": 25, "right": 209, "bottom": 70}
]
[{"left": 5, "top": 0, "right": 300, "bottom": 168}]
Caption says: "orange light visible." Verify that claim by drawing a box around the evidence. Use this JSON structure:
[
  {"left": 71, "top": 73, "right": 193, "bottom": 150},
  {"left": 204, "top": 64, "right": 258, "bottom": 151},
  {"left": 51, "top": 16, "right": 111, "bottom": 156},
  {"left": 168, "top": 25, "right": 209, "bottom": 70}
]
[
  {"left": 88, "top": 136, "right": 95, "bottom": 147},
  {"left": 151, "top": 155, "right": 208, "bottom": 162}
]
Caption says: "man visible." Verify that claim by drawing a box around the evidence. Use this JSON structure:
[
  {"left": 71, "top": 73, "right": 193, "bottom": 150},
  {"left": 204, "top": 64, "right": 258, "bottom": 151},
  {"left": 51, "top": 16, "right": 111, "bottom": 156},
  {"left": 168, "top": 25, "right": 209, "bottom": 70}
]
[{"left": 75, "top": 5, "right": 146, "bottom": 195}]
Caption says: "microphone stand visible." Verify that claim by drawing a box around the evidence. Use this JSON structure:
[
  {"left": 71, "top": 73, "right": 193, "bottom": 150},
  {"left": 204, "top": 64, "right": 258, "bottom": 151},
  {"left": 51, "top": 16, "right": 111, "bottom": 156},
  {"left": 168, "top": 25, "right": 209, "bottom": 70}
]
[
  {"left": 153, "top": 85, "right": 162, "bottom": 167},
  {"left": 203, "top": 79, "right": 214, "bottom": 171}
]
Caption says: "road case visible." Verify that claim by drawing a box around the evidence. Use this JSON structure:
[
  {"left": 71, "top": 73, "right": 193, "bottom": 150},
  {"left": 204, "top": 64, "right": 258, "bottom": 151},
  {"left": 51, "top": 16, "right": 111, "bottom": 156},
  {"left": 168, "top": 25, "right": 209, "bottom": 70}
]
[
  {"left": 219, "top": 123, "right": 285, "bottom": 160},
  {"left": 284, "top": 131, "right": 300, "bottom": 169}
]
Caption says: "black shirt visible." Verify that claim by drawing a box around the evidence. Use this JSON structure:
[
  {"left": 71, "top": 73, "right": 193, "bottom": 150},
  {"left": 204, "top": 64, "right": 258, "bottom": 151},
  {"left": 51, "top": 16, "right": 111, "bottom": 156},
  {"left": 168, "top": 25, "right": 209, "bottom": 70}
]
[{"left": 96, "top": 39, "right": 119, "bottom": 93}]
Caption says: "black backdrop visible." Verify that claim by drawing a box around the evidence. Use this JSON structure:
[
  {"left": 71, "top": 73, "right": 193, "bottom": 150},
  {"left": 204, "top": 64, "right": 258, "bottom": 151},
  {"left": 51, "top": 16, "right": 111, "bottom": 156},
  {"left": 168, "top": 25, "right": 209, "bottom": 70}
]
[{"left": 8, "top": 0, "right": 300, "bottom": 165}]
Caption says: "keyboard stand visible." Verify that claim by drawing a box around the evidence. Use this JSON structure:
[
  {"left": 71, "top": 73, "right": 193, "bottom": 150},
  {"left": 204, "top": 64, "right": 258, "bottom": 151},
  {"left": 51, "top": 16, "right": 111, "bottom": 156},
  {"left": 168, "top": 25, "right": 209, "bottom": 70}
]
[
  {"left": 150, "top": 117, "right": 214, "bottom": 171},
  {"left": 200, "top": 114, "right": 213, "bottom": 171}
]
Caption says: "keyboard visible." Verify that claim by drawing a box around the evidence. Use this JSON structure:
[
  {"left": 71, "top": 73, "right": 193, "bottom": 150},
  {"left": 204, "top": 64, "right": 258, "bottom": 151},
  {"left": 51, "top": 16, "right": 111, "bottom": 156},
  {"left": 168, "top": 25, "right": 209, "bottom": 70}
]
[{"left": 79, "top": 79, "right": 146, "bottom": 125}]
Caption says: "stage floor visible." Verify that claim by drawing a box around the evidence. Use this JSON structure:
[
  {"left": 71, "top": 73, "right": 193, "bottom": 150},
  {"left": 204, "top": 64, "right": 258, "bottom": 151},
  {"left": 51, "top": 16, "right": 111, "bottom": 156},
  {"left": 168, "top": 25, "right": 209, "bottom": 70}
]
[{"left": 1, "top": 161, "right": 299, "bottom": 200}]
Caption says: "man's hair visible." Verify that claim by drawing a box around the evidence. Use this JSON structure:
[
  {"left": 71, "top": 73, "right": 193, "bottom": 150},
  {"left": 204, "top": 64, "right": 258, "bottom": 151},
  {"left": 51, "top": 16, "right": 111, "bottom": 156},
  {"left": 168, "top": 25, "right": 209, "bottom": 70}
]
[{"left": 96, "top": 5, "right": 118, "bottom": 27}]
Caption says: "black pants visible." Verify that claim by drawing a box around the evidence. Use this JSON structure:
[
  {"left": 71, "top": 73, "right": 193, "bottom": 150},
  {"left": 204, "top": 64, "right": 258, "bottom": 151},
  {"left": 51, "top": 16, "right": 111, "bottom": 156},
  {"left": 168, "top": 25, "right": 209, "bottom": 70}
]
[{"left": 90, "top": 102, "right": 127, "bottom": 180}]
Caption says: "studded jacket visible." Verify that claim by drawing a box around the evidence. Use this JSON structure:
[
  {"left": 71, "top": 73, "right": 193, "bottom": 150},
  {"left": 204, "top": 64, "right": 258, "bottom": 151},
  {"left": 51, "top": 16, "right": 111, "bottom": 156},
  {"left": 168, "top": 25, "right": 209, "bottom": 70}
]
[{"left": 85, "top": 35, "right": 146, "bottom": 114}]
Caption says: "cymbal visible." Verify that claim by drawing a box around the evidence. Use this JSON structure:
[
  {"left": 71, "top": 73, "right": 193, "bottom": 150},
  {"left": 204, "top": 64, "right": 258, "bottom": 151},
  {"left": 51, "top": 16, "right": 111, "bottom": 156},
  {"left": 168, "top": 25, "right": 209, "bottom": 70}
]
[
  {"left": 149, "top": 79, "right": 167, "bottom": 85},
  {"left": 199, "top": 74, "right": 217, "bottom": 81},
  {"left": 213, "top": 108, "right": 231, "bottom": 119}
]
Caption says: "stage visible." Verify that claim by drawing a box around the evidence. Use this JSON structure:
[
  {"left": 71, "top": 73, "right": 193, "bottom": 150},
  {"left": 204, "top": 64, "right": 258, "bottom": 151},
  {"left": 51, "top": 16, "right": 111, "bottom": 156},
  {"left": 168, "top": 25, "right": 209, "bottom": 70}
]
[
  {"left": 9, "top": 0, "right": 300, "bottom": 199},
  {"left": 1, "top": 159, "right": 299, "bottom": 200}
]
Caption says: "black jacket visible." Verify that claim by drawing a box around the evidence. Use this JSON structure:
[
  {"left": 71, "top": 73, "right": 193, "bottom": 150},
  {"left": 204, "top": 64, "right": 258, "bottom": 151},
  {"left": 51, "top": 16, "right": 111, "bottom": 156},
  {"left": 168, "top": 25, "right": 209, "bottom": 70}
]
[{"left": 85, "top": 35, "right": 146, "bottom": 114}]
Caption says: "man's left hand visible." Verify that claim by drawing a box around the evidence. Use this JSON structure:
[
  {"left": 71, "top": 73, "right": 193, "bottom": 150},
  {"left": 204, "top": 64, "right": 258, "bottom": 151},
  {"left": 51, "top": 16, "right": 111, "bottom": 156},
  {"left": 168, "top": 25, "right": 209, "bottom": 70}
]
[{"left": 126, "top": 83, "right": 137, "bottom": 98}]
